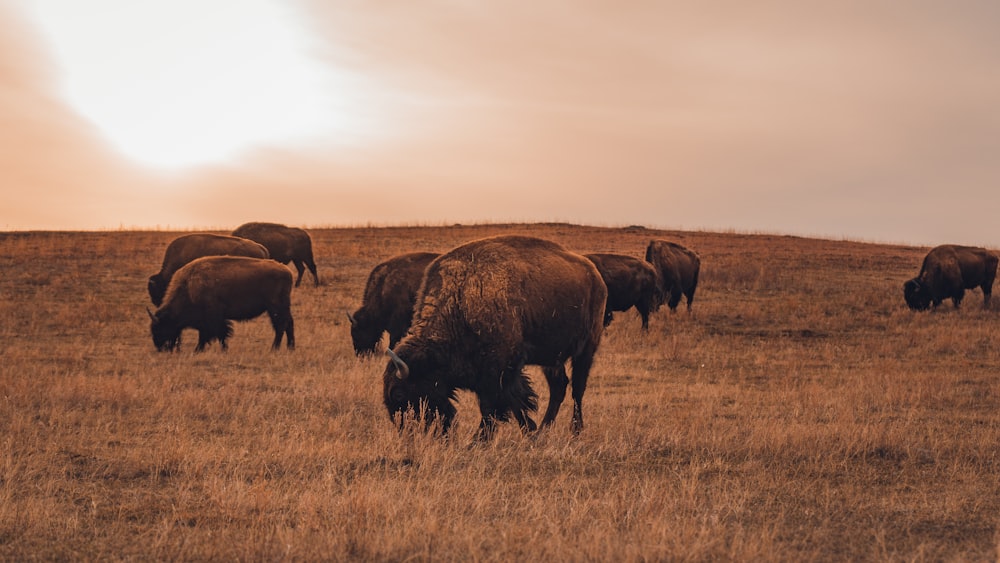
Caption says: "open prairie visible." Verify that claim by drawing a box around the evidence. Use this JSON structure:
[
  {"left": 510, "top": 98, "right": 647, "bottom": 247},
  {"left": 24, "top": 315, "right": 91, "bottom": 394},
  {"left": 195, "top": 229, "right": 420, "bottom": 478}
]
[{"left": 1, "top": 223, "right": 998, "bottom": 561}]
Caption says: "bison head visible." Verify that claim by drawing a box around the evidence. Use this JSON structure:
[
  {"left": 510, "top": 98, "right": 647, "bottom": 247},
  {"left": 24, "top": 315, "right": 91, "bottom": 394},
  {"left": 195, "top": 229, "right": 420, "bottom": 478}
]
[
  {"left": 147, "top": 274, "right": 167, "bottom": 307},
  {"left": 347, "top": 310, "right": 382, "bottom": 356},
  {"left": 903, "top": 278, "right": 931, "bottom": 311},
  {"left": 382, "top": 347, "right": 457, "bottom": 433},
  {"left": 148, "top": 309, "right": 182, "bottom": 351}
]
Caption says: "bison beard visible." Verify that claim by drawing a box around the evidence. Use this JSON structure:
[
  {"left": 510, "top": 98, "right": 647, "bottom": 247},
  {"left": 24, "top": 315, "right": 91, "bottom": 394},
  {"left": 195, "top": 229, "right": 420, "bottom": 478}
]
[{"left": 380, "top": 235, "right": 606, "bottom": 440}]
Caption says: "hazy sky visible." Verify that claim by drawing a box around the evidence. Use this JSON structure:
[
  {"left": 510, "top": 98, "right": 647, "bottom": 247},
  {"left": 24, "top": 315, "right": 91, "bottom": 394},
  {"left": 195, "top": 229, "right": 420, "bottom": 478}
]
[{"left": 2, "top": 1, "right": 999, "bottom": 246}]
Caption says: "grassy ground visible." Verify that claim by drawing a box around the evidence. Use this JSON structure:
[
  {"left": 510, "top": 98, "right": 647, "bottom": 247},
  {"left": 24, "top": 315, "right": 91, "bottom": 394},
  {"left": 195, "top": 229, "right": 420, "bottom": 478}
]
[{"left": 0, "top": 223, "right": 997, "bottom": 561}]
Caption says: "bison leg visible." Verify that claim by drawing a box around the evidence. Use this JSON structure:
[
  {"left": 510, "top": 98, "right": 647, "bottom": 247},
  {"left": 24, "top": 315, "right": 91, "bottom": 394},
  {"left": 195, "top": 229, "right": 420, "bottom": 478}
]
[
  {"left": 951, "top": 288, "right": 965, "bottom": 309},
  {"left": 569, "top": 346, "right": 598, "bottom": 435},
  {"left": 540, "top": 365, "right": 568, "bottom": 427},
  {"left": 219, "top": 320, "right": 235, "bottom": 351},
  {"left": 685, "top": 272, "right": 699, "bottom": 312},
  {"left": 476, "top": 416, "right": 498, "bottom": 441},
  {"left": 306, "top": 260, "right": 319, "bottom": 286},
  {"left": 637, "top": 302, "right": 651, "bottom": 330},
  {"left": 292, "top": 261, "right": 306, "bottom": 287},
  {"left": 284, "top": 316, "right": 295, "bottom": 350},
  {"left": 196, "top": 319, "right": 230, "bottom": 351},
  {"left": 668, "top": 288, "right": 682, "bottom": 312},
  {"left": 268, "top": 310, "right": 294, "bottom": 350},
  {"left": 512, "top": 410, "right": 537, "bottom": 433},
  {"left": 474, "top": 395, "right": 503, "bottom": 441},
  {"left": 195, "top": 330, "right": 212, "bottom": 352},
  {"left": 982, "top": 267, "right": 996, "bottom": 309}
]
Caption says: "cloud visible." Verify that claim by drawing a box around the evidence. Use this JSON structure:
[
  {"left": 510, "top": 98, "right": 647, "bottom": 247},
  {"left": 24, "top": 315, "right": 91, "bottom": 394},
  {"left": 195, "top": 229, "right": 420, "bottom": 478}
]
[
  {"left": 4, "top": 0, "right": 1000, "bottom": 244},
  {"left": 297, "top": 1, "right": 1000, "bottom": 243}
]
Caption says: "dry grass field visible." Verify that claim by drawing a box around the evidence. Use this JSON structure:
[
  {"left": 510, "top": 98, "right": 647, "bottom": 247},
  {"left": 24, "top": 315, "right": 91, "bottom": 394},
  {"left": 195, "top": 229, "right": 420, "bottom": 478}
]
[{"left": 1, "top": 223, "right": 998, "bottom": 561}]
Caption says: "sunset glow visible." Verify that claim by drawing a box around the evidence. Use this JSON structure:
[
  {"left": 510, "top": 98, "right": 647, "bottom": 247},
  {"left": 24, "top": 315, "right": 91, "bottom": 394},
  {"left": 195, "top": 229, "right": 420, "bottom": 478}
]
[
  {"left": 4, "top": 2, "right": 1000, "bottom": 243},
  {"left": 22, "top": 0, "right": 342, "bottom": 170}
]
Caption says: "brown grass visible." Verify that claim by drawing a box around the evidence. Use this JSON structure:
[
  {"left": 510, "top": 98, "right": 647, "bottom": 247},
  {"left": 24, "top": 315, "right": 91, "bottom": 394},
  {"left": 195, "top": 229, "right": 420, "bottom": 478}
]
[{"left": 0, "top": 223, "right": 997, "bottom": 561}]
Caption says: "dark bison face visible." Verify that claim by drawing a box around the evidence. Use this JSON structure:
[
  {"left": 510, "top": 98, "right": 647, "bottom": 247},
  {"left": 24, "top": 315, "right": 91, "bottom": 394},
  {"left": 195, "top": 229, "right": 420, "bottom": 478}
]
[
  {"left": 148, "top": 310, "right": 182, "bottom": 351},
  {"left": 347, "top": 310, "right": 382, "bottom": 356},
  {"left": 903, "top": 278, "right": 931, "bottom": 311},
  {"left": 147, "top": 274, "right": 167, "bottom": 307},
  {"left": 382, "top": 348, "right": 456, "bottom": 432}
]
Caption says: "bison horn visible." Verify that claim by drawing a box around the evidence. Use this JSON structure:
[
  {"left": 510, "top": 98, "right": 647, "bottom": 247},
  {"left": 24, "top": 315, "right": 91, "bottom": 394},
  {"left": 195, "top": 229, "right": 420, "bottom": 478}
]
[
  {"left": 146, "top": 307, "right": 156, "bottom": 321},
  {"left": 386, "top": 348, "right": 409, "bottom": 380},
  {"left": 346, "top": 311, "right": 357, "bottom": 326}
]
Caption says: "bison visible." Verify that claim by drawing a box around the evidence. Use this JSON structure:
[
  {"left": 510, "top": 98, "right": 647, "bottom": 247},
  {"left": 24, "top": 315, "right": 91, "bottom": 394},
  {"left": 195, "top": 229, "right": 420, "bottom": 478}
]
[
  {"left": 382, "top": 235, "right": 607, "bottom": 439},
  {"left": 349, "top": 251, "right": 441, "bottom": 356},
  {"left": 147, "top": 256, "right": 295, "bottom": 352},
  {"left": 645, "top": 239, "right": 701, "bottom": 313},
  {"left": 903, "top": 245, "right": 998, "bottom": 311},
  {"left": 231, "top": 222, "right": 319, "bottom": 287},
  {"left": 147, "top": 233, "right": 269, "bottom": 306},
  {"left": 585, "top": 253, "right": 662, "bottom": 330}
]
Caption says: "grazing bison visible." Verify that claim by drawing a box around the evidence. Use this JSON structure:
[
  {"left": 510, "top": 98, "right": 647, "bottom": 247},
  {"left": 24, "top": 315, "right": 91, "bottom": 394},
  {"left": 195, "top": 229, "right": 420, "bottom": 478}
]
[
  {"left": 645, "top": 239, "right": 701, "bottom": 312},
  {"left": 383, "top": 235, "right": 607, "bottom": 439},
  {"left": 231, "top": 222, "right": 319, "bottom": 287},
  {"left": 903, "top": 245, "right": 998, "bottom": 310},
  {"left": 148, "top": 256, "right": 295, "bottom": 352},
  {"left": 349, "top": 251, "right": 441, "bottom": 356},
  {"left": 147, "top": 233, "right": 269, "bottom": 306},
  {"left": 585, "top": 253, "right": 662, "bottom": 330}
]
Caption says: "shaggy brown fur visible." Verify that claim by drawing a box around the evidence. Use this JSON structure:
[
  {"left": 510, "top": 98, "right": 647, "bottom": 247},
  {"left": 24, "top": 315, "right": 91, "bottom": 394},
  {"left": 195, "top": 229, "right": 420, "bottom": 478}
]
[
  {"left": 383, "top": 235, "right": 607, "bottom": 439},
  {"left": 585, "top": 253, "right": 662, "bottom": 330},
  {"left": 903, "top": 245, "right": 998, "bottom": 310},
  {"left": 232, "top": 222, "right": 319, "bottom": 287},
  {"left": 147, "top": 233, "right": 269, "bottom": 306},
  {"left": 349, "top": 252, "right": 441, "bottom": 355},
  {"left": 645, "top": 239, "right": 701, "bottom": 312},
  {"left": 149, "top": 256, "right": 294, "bottom": 352}
]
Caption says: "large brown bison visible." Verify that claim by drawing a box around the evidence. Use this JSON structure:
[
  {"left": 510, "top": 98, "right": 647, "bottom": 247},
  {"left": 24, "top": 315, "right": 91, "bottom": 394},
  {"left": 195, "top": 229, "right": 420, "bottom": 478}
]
[
  {"left": 903, "top": 245, "right": 998, "bottom": 310},
  {"left": 231, "top": 222, "right": 319, "bottom": 287},
  {"left": 349, "top": 251, "right": 441, "bottom": 356},
  {"left": 147, "top": 256, "right": 295, "bottom": 352},
  {"left": 147, "top": 233, "right": 269, "bottom": 306},
  {"left": 383, "top": 235, "right": 607, "bottom": 439},
  {"left": 645, "top": 239, "right": 701, "bottom": 312},
  {"left": 585, "top": 253, "right": 662, "bottom": 330}
]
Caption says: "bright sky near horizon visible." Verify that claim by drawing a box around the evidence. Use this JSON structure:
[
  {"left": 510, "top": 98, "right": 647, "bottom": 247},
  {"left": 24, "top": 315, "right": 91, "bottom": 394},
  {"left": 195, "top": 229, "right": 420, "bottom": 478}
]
[
  {"left": 2, "top": 1, "right": 1000, "bottom": 247},
  {"left": 21, "top": 0, "right": 349, "bottom": 170}
]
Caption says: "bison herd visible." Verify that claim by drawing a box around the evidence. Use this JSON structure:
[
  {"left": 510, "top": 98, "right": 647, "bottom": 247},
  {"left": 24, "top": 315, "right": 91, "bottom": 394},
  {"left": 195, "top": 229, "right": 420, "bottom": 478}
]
[
  {"left": 144, "top": 226, "right": 997, "bottom": 439},
  {"left": 146, "top": 223, "right": 314, "bottom": 352}
]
